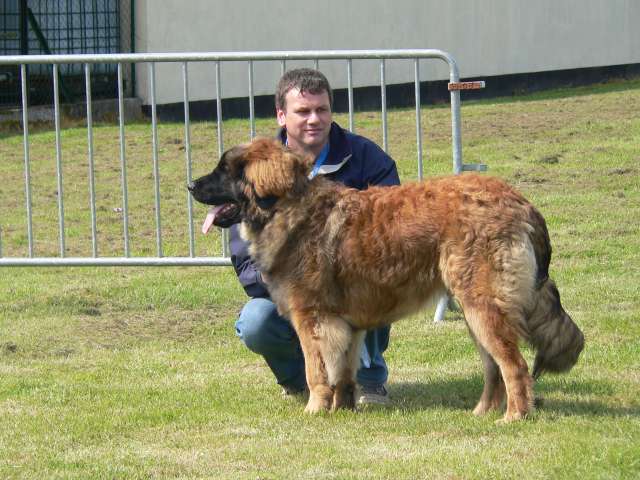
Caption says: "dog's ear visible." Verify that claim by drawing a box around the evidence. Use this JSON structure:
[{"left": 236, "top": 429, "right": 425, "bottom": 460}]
[{"left": 243, "top": 138, "right": 309, "bottom": 199}]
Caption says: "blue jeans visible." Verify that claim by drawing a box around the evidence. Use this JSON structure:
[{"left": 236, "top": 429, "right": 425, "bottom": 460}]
[{"left": 235, "top": 297, "right": 389, "bottom": 391}]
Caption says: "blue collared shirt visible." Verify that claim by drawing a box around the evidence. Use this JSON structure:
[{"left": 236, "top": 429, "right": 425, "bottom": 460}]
[{"left": 310, "top": 142, "right": 330, "bottom": 179}]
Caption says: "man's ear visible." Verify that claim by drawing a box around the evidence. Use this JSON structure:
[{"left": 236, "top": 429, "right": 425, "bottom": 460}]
[{"left": 276, "top": 108, "right": 286, "bottom": 127}]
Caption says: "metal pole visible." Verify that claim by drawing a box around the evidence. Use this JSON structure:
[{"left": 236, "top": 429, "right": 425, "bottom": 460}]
[
  {"left": 435, "top": 55, "right": 462, "bottom": 322},
  {"left": 130, "top": 0, "right": 136, "bottom": 94},
  {"left": 117, "top": 62, "right": 131, "bottom": 256},
  {"left": 0, "top": 257, "right": 234, "bottom": 267},
  {"left": 451, "top": 89, "right": 463, "bottom": 175},
  {"left": 248, "top": 60, "right": 256, "bottom": 139},
  {"left": 150, "top": 62, "right": 163, "bottom": 257},
  {"left": 19, "top": 0, "right": 28, "bottom": 56},
  {"left": 380, "top": 59, "right": 388, "bottom": 152},
  {"left": 447, "top": 58, "right": 463, "bottom": 175},
  {"left": 434, "top": 295, "right": 449, "bottom": 324},
  {"left": 441, "top": 61, "right": 481, "bottom": 324},
  {"left": 414, "top": 58, "right": 423, "bottom": 181},
  {"left": 215, "top": 61, "right": 224, "bottom": 155},
  {"left": 0, "top": 49, "right": 464, "bottom": 66},
  {"left": 19, "top": 0, "right": 29, "bottom": 113},
  {"left": 182, "top": 61, "right": 195, "bottom": 257},
  {"left": 215, "top": 61, "right": 229, "bottom": 258},
  {"left": 347, "top": 59, "right": 354, "bottom": 132},
  {"left": 20, "top": 64, "right": 34, "bottom": 258},
  {"left": 85, "top": 63, "right": 98, "bottom": 257},
  {"left": 53, "top": 64, "right": 66, "bottom": 257}
]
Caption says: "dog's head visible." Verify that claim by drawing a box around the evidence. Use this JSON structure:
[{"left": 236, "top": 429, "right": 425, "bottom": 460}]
[{"left": 188, "top": 137, "right": 310, "bottom": 231}]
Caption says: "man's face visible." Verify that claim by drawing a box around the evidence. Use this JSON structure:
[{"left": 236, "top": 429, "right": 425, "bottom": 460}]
[{"left": 276, "top": 88, "right": 332, "bottom": 156}]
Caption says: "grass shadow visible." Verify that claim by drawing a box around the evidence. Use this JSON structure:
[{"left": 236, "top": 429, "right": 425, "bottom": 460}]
[
  {"left": 389, "top": 377, "right": 640, "bottom": 418},
  {"left": 389, "top": 377, "right": 482, "bottom": 412}
]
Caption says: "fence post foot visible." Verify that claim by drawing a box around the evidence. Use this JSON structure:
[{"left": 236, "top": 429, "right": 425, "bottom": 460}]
[{"left": 433, "top": 294, "right": 449, "bottom": 323}]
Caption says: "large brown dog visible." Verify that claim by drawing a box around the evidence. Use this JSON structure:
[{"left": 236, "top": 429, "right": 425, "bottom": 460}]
[{"left": 188, "top": 138, "right": 584, "bottom": 423}]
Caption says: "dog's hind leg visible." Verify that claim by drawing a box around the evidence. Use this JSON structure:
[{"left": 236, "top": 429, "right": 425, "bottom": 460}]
[
  {"left": 468, "top": 330, "right": 506, "bottom": 416},
  {"left": 462, "top": 301, "right": 534, "bottom": 423}
]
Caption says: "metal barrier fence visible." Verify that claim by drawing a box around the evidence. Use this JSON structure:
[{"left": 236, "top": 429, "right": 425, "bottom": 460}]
[{"left": 0, "top": 49, "right": 484, "bottom": 270}]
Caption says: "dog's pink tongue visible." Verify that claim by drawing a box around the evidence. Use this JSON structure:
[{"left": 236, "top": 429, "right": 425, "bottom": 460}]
[{"left": 202, "top": 206, "right": 224, "bottom": 234}]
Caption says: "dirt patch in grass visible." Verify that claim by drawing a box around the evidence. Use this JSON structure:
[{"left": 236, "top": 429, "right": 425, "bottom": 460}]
[
  {"left": 1, "top": 303, "right": 241, "bottom": 360},
  {"left": 79, "top": 307, "right": 233, "bottom": 349},
  {"left": 607, "top": 167, "right": 636, "bottom": 176},
  {"left": 538, "top": 155, "right": 561, "bottom": 165},
  {"left": 2, "top": 342, "right": 18, "bottom": 354}
]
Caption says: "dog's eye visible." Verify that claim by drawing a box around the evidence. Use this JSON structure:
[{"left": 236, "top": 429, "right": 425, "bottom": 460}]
[
  {"left": 229, "top": 163, "right": 245, "bottom": 179},
  {"left": 215, "top": 159, "right": 236, "bottom": 178}
]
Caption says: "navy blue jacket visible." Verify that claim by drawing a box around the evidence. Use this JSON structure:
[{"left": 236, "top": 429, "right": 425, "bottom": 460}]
[{"left": 230, "top": 121, "right": 400, "bottom": 299}]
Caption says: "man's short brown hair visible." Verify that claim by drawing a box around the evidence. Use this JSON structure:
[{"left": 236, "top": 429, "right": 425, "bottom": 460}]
[{"left": 275, "top": 68, "right": 333, "bottom": 111}]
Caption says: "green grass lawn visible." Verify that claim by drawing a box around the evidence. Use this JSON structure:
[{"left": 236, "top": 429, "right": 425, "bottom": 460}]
[{"left": 1, "top": 78, "right": 639, "bottom": 479}]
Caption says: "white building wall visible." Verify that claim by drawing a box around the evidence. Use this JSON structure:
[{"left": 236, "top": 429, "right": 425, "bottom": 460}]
[{"left": 133, "top": 0, "right": 640, "bottom": 105}]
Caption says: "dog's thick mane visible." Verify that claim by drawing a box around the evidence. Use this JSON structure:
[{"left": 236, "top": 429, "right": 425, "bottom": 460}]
[{"left": 241, "top": 175, "right": 344, "bottom": 275}]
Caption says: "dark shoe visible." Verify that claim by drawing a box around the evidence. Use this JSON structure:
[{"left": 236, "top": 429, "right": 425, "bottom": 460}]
[
  {"left": 357, "top": 384, "right": 390, "bottom": 406},
  {"left": 281, "top": 385, "right": 308, "bottom": 399}
]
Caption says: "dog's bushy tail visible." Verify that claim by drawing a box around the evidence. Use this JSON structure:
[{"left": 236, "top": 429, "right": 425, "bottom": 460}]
[
  {"left": 525, "top": 207, "right": 584, "bottom": 379},
  {"left": 527, "top": 278, "right": 585, "bottom": 379}
]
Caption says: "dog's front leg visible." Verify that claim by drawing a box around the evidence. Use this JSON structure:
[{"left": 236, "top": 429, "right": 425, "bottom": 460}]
[
  {"left": 288, "top": 307, "right": 333, "bottom": 413},
  {"left": 289, "top": 308, "right": 363, "bottom": 413},
  {"left": 313, "top": 316, "right": 362, "bottom": 411}
]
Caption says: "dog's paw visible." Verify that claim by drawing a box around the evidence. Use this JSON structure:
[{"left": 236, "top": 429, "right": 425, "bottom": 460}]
[
  {"left": 304, "top": 393, "right": 331, "bottom": 414},
  {"left": 332, "top": 384, "right": 356, "bottom": 411},
  {"left": 495, "top": 410, "right": 528, "bottom": 424}
]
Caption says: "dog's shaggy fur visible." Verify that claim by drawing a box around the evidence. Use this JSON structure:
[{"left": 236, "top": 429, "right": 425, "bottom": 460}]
[{"left": 189, "top": 138, "right": 584, "bottom": 422}]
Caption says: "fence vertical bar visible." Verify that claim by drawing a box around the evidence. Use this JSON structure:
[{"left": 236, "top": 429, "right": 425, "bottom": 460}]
[
  {"left": 448, "top": 59, "right": 463, "bottom": 174},
  {"left": 182, "top": 61, "right": 195, "bottom": 257},
  {"left": 20, "top": 64, "right": 34, "bottom": 258},
  {"left": 280, "top": 59, "right": 286, "bottom": 76},
  {"left": 347, "top": 59, "right": 354, "bottom": 132},
  {"left": 117, "top": 62, "right": 131, "bottom": 256},
  {"left": 380, "top": 59, "right": 388, "bottom": 152},
  {"left": 248, "top": 60, "right": 256, "bottom": 139},
  {"left": 149, "top": 62, "right": 163, "bottom": 257},
  {"left": 215, "top": 61, "right": 229, "bottom": 257},
  {"left": 314, "top": 59, "right": 319, "bottom": 70},
  {"left": 85, "top": 63, "right": 98, "bottom": 257},
  {"left": 434, "top": 295, "right": 449, "bottom": 324},
  {"left": 414, "top": 58, "right": 423, "bottom": 181},
  {"left": 215, "top": 61, "right": 224, "bottom": 155},
  {"left": 52, "top": 63, "right": 66, "bottom": 257},
  {"left": 435, "top": 55, "right": 462, "bottom": 323},
  {"left": 451, "top": 89, "right": 463, "bottom": 174}
]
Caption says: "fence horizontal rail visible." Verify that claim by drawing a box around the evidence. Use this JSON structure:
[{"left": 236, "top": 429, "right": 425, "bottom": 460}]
[
  {"left": 0, "top": 257, "right": 232, "bottom": 267},
  {"left": 0, "top": 49, "right": 459, "bottom": 71}
]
